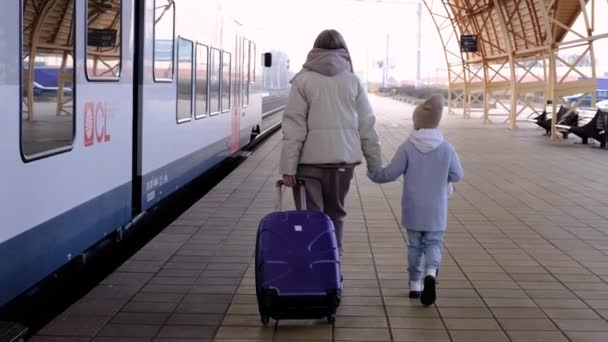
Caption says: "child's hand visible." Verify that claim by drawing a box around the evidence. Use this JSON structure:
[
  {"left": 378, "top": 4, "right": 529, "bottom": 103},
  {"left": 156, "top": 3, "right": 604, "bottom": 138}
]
[
  {"left": 448, "top": 183, "right": 455, "bottom": 198},
  {"left": 366, "top": 169, "right": 380, "bottom": 183}
]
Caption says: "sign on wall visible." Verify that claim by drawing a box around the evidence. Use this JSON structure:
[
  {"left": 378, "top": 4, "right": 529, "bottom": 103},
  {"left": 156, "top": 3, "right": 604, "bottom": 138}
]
[{"left": 460, "top": 35, "right": 478, "bottom": 53}]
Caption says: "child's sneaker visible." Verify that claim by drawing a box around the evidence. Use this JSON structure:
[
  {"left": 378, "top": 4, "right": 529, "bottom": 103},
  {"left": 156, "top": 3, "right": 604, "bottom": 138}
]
[
  {"left": 420, "top": 274, "right": 437, "bottom": 306},
  {"left": 409, "top": 280, "right": 422, "bottom": 298}
]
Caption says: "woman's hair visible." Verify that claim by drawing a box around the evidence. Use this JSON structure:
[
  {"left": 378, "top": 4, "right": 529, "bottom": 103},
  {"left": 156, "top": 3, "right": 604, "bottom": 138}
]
[{"left": 313, "top": 29, "right": 354, "bottom": 72}]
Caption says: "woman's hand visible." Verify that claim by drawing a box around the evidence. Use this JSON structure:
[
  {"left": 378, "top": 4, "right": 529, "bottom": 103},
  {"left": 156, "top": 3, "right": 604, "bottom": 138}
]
[{"left": 282, "top": 175, "right": 297, "bottom": 187}]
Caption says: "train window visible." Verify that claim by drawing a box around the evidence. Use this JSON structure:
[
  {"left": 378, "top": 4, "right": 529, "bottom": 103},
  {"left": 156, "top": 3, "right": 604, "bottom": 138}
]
[
  {"left": 86, "top": 0, "right": 122, "bottom": 80},
  {"left": 21, "top": 0, "right": 75, "bottom": 160},
  {"left": 195, "top": 43, "right": 209, "bottom": 118},
  {"left": 176, "top": 38, "right": 193, "bottom": 123},
  {"left": 221, "top": 51, "right": 231, "bottom": 112},
  {"left": 209, "top": 48, "right": 221, "bottom": 114},
  {"left": 154, "top": 0, "right": 175, "bottom": 82}
]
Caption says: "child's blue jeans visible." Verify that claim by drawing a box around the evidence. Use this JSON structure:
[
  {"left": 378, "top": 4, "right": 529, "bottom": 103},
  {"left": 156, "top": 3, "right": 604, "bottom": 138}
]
[{"left": 406, "top": 230, "right": 445, "bottom": 281}]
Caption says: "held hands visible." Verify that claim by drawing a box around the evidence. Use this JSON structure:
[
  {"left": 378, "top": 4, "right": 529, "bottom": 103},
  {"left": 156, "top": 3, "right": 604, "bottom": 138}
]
[
  {"left": 282, "top": 175, "right": 297, "bottom": 187},
  {"left": 448, "top": 182, "right": 455, "bottom": 198}
]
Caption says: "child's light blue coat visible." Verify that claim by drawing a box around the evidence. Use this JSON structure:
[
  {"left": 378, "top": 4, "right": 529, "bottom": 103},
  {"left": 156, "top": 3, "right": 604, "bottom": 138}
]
[{"left": 367, "top": 129, "right": 463, "bottom": 232}]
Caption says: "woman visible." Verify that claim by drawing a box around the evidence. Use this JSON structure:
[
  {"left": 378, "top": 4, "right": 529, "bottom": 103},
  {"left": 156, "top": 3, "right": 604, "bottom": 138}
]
[{"left": 279, "top": 29, "right": 382, "bottom": 255}]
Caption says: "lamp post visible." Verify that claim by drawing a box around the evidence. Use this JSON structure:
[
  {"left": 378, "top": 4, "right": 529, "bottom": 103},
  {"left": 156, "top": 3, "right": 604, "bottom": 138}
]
[{"left": 415, "top": 0, "right": 421, "bottom": 88}]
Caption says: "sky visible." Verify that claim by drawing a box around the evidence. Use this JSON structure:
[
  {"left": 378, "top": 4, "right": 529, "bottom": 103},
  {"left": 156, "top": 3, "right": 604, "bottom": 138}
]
[{"left": 222, "top": 0, "right": 608, "bottom": 84}]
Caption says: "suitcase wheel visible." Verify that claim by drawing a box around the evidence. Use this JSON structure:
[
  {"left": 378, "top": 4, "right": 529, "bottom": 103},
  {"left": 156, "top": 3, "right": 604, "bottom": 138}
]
[
  {"left": 327, "top": 289, "right": 341, "bottom": 308},
  {"left": 327, "top": 314, "right": 336, "bottom": 324},
  {"left": 261, "top": 314, "right": 270, "bottom": 326}
]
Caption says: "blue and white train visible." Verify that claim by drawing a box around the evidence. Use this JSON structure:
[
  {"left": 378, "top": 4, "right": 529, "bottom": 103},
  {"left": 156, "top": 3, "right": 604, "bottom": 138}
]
[{"left": 0, "top": 0, "right": 291, "bottom": 306}]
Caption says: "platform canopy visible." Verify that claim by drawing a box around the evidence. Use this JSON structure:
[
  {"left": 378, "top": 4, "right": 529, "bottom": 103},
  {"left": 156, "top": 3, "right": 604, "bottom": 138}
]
[{"left": 424, "top": 0, "right": 607, "bottom": 136}]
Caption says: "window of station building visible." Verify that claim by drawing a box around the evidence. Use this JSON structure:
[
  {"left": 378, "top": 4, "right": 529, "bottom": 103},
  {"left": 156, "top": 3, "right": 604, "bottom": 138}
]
[
  {"left": 195, "top": 43, "right": 209, "bottom": 118},
  {"left": 153, "top": 0, "right": 175, "bottom": 82},
  {"left": 86, "top": 0, "right": 122, "bottom": 80},
  {"left": 21, "top": 0, "right": 75, "bottom": 160},
  {"left": 209, "top": 48, "right": 221, "bottom": 114},
  {"left": 221, "top": 51, "right": 231, "bottom": 112},
  {"left": 176, "top": 37, "right": 193, "bottom": 123}
]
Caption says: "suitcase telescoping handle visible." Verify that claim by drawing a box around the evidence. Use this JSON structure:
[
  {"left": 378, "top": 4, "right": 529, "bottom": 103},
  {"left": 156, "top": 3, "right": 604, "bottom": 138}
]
[{"left": 276, "top": 179, "right": 307, "bottom": 211}]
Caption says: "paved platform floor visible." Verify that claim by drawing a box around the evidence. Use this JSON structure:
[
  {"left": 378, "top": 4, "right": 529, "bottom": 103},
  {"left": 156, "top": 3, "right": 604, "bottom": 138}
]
[{"left": 33, "top": 96, "right": 608, "bottom": 342}]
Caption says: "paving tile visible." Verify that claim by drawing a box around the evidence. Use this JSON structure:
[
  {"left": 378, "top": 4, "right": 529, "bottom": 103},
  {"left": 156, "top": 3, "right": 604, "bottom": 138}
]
[
  {"left": 166, "top": 313, "right": 224, "bottom": 326},
  {"left": 176, "top": 302, "right": 230, "bottom": 314},
  {"left": 64, "top": 299, "right": 125, "bottom": 316},
  {"left": 123, "top": 301, "right": 179, "bottom": 313},
  {"left": 181, "top": 294, "right": 233, "bottom": 304},
  {"left": 544, "top": 308, "right": 601, "bottom": 319},
  {"left": 212, "top": 340, "right": 270, "bottom": 342},
  {"left": 132, "top": 293, "right": 185, "bottom": 303},
  {"left": 29, "top": 337, "right": 91, "bottom": 342},
  {"left": 93, "top": 338, "right": 152, "bottom": 342},
  {"left": 449, "top": 330, "right": 510, "bottom": 342},
  {"left": 340, "top": 295, "right": 383, "bottom": 306},
  {"left": 214, "top": 326, "right": 274, "bottom": 340},
  {"left": 564, "top": 331, "right": 608, "bottom": 342},
  {"left": 38, "top": 315, "right": 111, "bottom": 337},
  {"left": 97, "top": 324, "right": 161, "bottom": 338},
  {"left": 443, "top": 318, "right": 501, "bottom": 330},
  {"left": 483, "top": 297, "right": 538, "bottom": 308},
  {"left": 334, "top": 327, "right": 391, "bottom": 341},
  {"left": 226, "top": 304, "right": 259, "bottom": 315},
  {"left": 438, "top": 307, "right": 493, "bottom": 318},
  {"left": 585, "top": 300, "right": 608, "bottom": 310},
  {"left": 389, "top": 317, "right": 444, "bottom": 329},
  {"left": 489, "top": 307, "right": 547, "bottom": 319},
  {"left": 156, "top": 325, "right": 216, "bottom": 339},
  {"left": 434, "top": 297, "right": 486, "bottom": 307},
  {"left": 112, "top": 312, "right": 170, "bottom": 325},
  {"left": 391, "top": 328, "right": 450, "bottom": 342},
  {"left": 274, "top": 320, "right": 331, "bottom": 341},
  {"left": 477, "top": 288, "right": 526, "bottom": 298},
  {"left": 221, "top": 314, "right": 270, "bottom": 327},
  {"left": 336, "top": 305, "right": 386, "bottom": 316},
  {"left": 535, "top": 298, "right": 589, "bottom": 309},
  {"left": 498, "top": 318, "right": 557, "bottom": 331},
  {"left": 333, "top": 315, "right": 389, "bottom": 328},
  {"left": 84, "top": 284, "right": 140, "bottom": 300},
  {"left": 554, "top": 319, "right": 608, "bottom": 331},
  {"left": 507, "top": 331, "right": 569, "bottom": 342},
  {"left": 524, "top": 289, "right": 575, "bottom": 299}
]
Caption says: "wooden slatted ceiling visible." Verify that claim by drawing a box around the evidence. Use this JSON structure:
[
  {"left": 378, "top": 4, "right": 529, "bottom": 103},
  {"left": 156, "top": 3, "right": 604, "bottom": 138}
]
[
  {"left": 23, "top": 0, "right": 120, "bottom": 55},
  {"left": 447, "top": 0, "right": 587, "bottom": 61},
  {"left": 552, "top": 0, "right": 586, "bottom": 43}
]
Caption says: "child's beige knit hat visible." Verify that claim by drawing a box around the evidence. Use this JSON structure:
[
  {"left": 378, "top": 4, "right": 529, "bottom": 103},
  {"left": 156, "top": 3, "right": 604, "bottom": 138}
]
[{"left": 413, "top": 94, "right": 444, "bottom": 130}]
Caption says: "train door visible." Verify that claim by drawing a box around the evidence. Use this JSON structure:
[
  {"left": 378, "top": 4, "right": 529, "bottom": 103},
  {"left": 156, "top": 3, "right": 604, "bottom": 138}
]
[{"left": 230, "top": 35, "right": 243, "bottom": 153}]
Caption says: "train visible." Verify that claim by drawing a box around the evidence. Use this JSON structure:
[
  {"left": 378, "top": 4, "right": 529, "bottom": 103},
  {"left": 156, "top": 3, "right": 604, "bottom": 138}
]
[{"left": 0, "top": 0, "right": 291, "bottom": 306}]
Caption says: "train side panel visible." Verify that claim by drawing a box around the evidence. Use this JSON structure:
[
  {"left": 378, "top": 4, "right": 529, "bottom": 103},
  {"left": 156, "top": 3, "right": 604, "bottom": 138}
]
[
  {"left": 0, "top": 0, "right": 134, "bottom": 305},
  {"left": 138, "top": 0, "right": 263, "bottom": 210}
]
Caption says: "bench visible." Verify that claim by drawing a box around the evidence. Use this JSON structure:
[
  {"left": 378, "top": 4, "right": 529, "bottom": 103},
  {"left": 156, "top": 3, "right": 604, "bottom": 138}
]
[
  {"left": 527, "top": 106, "right": 578, "bottom": 138},
  {"left": 555, "top": 109, "right": 600, "bottom": 144}
]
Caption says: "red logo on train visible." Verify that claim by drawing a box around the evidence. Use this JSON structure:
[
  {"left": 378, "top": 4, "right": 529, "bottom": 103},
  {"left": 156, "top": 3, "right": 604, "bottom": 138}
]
[{"left": 84, "top": 101, "right": 111, "bottom": 147}]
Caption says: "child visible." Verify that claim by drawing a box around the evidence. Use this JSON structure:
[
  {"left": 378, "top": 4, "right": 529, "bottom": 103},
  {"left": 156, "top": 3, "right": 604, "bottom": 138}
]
[{"left": 367, "top": 94, "right": 463, "bottom": 306}]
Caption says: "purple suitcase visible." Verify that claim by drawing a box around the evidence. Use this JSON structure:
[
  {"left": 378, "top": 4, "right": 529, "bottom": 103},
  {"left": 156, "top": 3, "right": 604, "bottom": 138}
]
[{"left": 255, "top": 180, "right": 341, "bottom": 325}]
